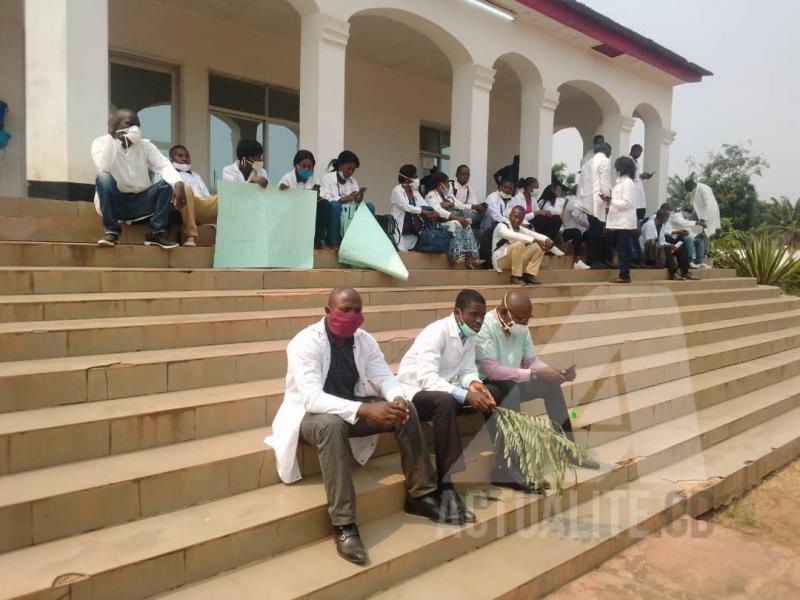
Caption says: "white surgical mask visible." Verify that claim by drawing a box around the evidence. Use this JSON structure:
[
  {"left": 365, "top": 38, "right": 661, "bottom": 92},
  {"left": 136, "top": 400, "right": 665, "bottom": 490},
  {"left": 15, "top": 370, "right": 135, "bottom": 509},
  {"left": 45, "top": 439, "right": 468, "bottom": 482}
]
[
  {"left": 411, "top": 178, "right": 421, "bottom": 191},
  {"left": 499, "top": 191, "right": 512, "bottom": 200},
  {"left": 123, "top": 126, "right": 142, "bottom": 145},
  {"left": 173, "top": 163, "right": 192, "bottom": 172},
  {"left": 498, "top": 301, "right": 529, "bottom": 337}
]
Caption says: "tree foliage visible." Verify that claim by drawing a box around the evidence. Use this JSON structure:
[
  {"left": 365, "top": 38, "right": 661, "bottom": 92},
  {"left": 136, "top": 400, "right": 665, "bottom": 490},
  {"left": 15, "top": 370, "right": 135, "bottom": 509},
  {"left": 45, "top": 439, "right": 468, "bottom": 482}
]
[
  {"left": 763, "top": 196, "right": 800, "bottom": 249},
  {"left": 551, "top": 162, "right": 577, "bottom": 189},
  {"left": 687, "top": 144, "right": 769, "bottom": 231},
  {"left": 713, "top": 230, "right": 800, "bottom": 292}
]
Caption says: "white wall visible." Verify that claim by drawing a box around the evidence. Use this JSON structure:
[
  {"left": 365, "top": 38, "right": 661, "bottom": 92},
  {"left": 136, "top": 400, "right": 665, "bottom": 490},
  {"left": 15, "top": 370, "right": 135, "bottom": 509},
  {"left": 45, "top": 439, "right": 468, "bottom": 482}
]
[{"left": 0, "top": 0, "right": 25, "bottom": 197}]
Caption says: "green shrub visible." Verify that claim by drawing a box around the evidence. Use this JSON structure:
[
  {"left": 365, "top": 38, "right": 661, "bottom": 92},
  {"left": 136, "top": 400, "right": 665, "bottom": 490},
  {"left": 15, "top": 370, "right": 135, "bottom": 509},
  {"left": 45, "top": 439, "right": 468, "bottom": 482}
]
[{"left": 713, "top": 230, "right": 800, "bottom": 291}]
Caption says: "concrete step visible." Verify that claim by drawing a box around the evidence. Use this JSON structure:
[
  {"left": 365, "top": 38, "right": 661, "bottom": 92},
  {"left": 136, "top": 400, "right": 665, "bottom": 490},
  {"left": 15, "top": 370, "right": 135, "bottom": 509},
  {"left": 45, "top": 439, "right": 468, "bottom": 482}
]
[
  {"left": 372, "top": 406, "right": 800, "bottom": 600},
  {"left": 3, "top": 307, "right": 799, "bottom": 413},
  {"left": 0, "top": 196, "right": 99, "bottom": 219},
  {"left": 135, "top": 375, "right": 800, "bottom": 600},
  {"left": 0, "top": 266, "right": 737, "bottom": 295},
  {"left": 3, "top": 346, "right": 800, "bottom": 550},
  {"left": 0, "top": 278, "right": 761, "bottom": 323},
  {"left": 2, "top": 294, "right": 794, "bottom": 362}
]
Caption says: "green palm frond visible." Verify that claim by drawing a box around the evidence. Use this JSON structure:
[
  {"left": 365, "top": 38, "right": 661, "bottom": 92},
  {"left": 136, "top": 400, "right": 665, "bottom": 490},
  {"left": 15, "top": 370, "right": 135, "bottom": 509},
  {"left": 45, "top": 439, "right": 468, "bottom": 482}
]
[
  {"left": 492, "top": 407, "right": 589, "bottom": 493},
  {"left": 713, "top": 230, "right": 800, "bottom": 290}
]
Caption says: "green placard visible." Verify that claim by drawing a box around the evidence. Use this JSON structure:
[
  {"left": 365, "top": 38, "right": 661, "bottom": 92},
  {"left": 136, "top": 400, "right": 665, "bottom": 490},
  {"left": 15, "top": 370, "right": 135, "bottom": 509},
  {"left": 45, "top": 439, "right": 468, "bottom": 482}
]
[
  {"left": 338, "top": 202, "right": 409, "bottom": 280},
  {"left": 213, "top": 181, "right": 316, "bottom": 269}
]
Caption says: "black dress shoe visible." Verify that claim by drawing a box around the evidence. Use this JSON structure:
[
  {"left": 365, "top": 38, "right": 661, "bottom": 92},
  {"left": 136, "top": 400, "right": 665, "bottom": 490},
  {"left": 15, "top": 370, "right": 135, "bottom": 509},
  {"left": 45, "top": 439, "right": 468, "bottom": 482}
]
[
  {"left": 440, "top": 487, "right": 476, "bottom": 524},
  {"left": 492, "top": 478, "right": 549, "bottom": 495},
  {"left": 522, "top": 274, "right": 541, "bottom": 285},
  {"left": 405, "top": 492, "right": 452, "bottom": 524},
  {"left": 332, "top": 524, "right": 368, "bottom": 565},
  {"left": 509, "top": 275, "right": 526, "bottom": 286}
]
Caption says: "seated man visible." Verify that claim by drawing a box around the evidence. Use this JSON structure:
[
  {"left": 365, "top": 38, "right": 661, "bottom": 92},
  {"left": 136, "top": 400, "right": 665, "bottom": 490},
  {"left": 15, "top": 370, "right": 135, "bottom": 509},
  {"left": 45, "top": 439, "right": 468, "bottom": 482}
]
[
  {"left": 641, "top": 205, "right": 698, "bottom": 281},
  {"left": 91, "top": 109, "right": 184, "bottom": 249},
  {"left": 665, "top": 204, "right": 706, "bottom": 266},
  {"left": 398, "top": 289, "right": 498, "bottom": 525},
  {"left": 483, "top": 177, "right": 516, "bottom": 233},
  {"left": 265, "top": 288, "right": 446, "bottom": 566},
  {"left": 492, "top": 206, "right": 552, "bottom": 286},
  {"left": 447, "top": 164, "right": 486, "bottom": 231},
  {"left": 222, "top": 139, "right": 269, "bottom": 187},
  {"left": 169, "top": 145, "right": 217, "bottom": 247},
  {"left": 475, "top": 290, "right": 600, "bottom": 495}
]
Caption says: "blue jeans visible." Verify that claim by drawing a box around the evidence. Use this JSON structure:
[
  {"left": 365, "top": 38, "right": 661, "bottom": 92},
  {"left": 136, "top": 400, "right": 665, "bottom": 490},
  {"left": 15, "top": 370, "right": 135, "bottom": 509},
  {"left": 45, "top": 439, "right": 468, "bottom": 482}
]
[
  {"left": 610, "top": 229, "right": 632, "bottom": 279},
  {"left": 694, "top": 233, "right": 708, "bottom": 263},
  {"left": 630, "top": 232, "right": 642, "bottom": 263},
  {"left": 96, "top": 173, "right": 175, "bottom": 235},
  {"left": 327, "top": 200, "right": 375, "bottom": 246}
]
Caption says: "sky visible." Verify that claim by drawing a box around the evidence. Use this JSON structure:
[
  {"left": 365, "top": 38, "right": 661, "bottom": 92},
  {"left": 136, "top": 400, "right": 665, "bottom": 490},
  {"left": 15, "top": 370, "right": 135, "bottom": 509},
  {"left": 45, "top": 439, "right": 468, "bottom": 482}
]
[{"left": 551, "top": 0, "right": 800, "bottom": 201}]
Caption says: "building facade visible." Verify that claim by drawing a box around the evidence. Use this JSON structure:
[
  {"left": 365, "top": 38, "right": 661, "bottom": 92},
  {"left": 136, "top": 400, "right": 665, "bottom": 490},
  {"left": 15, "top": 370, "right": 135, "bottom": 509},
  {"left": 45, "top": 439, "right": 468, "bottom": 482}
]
[{"left": 0, "top": 0, "right": 710, "bottom": 211}]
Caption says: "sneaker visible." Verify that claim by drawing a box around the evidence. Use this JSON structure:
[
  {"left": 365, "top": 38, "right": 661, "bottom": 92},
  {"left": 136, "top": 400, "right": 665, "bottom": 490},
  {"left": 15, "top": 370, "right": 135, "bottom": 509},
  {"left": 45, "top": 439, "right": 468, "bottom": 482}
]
[
  {"left": 698, "top": 263, "right": 711, "bottom": 269},
  {"left": 182, "top": 236, "right": 197, "bottom": 248},
  {"left": 690, "top": 262, "right": 701, "bottom": 269},
  {"left": 573, "top": 260, "right": 591, "bottom": 270},
  {"left": 549, "top": 246, "right": 565, "bottom": 257},
  {"left": 144, "top": 232, "right": 179, "bottom": 249},
  {"left": 97, "top": 233, "right": 119, "bottom": 247}
]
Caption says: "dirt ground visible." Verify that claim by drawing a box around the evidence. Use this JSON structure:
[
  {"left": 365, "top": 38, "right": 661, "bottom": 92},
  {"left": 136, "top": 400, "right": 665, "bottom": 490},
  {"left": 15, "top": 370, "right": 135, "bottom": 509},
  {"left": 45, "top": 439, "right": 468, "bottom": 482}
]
[{"left": 545, "top": 457, "right": 800, "bottom": 599}]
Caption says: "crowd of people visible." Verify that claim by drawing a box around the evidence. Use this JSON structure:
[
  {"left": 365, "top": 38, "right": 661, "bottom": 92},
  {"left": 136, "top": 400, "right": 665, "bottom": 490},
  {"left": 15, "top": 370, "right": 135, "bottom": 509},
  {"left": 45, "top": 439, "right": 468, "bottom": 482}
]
[
  {"left": 92, "top": 109, "right": 720, "bottom": 283},
  {"left": 266, "top": 286, "right": 600, "bottom": 565}
]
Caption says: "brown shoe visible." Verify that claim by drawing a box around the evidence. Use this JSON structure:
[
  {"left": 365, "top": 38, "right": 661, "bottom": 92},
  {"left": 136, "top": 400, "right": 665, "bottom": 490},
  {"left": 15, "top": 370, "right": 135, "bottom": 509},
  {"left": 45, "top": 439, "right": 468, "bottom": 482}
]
[
  {"left": 670, "top": 272, "right": 686, "bottom": 281},
  {"left": 611, "top": 277, "right": 631, "bottom": 284}
]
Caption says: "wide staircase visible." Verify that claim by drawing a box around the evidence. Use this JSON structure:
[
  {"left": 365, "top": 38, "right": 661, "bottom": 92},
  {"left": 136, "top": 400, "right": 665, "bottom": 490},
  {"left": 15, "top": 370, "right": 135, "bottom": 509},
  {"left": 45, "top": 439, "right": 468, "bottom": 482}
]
[{"left": 1, "top": 196, "right": 799, "bottom": 599}]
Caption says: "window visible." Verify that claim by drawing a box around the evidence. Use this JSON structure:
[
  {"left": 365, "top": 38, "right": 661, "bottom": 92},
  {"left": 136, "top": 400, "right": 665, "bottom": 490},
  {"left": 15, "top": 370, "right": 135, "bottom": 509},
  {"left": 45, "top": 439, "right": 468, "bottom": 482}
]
[
  {"left": 208, "top": 74, "right": 300, "bottom": 189},
  {"left": 109, "top": 55, "right": 179, "bottom": 151},
  {"left": 419, "top": 125, "right": 451, "bottom": 177}
]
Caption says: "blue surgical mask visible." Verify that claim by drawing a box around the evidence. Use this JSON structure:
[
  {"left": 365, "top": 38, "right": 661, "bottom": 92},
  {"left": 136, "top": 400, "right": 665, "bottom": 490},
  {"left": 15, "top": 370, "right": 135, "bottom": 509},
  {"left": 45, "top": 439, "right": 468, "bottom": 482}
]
[
  {"left": 296, "top": 168, "right": 314, "bottom": 182},
  {"left": 456, "top": 311, "right": 479, "bottom": 338}
]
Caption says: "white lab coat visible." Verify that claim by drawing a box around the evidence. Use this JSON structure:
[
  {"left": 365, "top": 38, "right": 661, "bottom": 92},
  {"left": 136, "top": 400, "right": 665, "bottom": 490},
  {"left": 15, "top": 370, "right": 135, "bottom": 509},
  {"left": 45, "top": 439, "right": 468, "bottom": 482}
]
[
  {"left": 449, "top": 181, "right": 474, "bottom": 207},
  {"left": 222, "top": 162, "right": 269, "bottom": 184},
  {"left": 507, "top": 193, "right": 537, "bottom": 222},
  {"left": 640, "top": 215, "right": 669, "bottom": 245},
  {"left": 397, "top": 314, "right": 482, "bottom": 398},
  {"left": 390, "top": 184, "right": 425, "bottom": 251},
  {"left": 577, "top": 152, "right": 611, "bottom": 221},
  {"left": 691, "top": 182, "right": 721, "bottom": 236},
  {"left": 562, "top": 196, "right": 589, "bottom": 233},
  {"left": 606, "top": 176, "right": 637, "bottom": 230},
  {"left": 425, "top": 190, "right": 469, "bottom": 234},
  {"left": 631, "top": 155, "right": 646, "bottom": 211},
  {"left": 264, "top": 318, "right": 406, "bottom": 484},
  {"left": 491, "top": 223, "right": 550, "bottom": 271},
  {"left": 278, "top": 169, "right": 318, "bottom": 190},
  {"left": 665, "top": 211, "right": 697, "bottom": 238},
  {"left": 485, "top": 191, "right": 512, "bottom": 225}
]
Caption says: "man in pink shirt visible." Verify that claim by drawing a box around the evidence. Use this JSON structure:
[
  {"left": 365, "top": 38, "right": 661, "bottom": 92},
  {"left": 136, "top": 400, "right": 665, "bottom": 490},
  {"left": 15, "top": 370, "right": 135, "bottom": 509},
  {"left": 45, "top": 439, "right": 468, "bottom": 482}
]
[{"left": 475, "top": 291, "right": 600, "bottom": 493}]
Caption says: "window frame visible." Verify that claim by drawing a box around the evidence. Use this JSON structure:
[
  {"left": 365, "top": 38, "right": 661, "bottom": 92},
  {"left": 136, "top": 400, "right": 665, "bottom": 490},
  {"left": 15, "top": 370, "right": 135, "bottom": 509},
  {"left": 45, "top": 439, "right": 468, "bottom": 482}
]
[{"left": 419, "top": 122, "right": 451, "bottom": 173}]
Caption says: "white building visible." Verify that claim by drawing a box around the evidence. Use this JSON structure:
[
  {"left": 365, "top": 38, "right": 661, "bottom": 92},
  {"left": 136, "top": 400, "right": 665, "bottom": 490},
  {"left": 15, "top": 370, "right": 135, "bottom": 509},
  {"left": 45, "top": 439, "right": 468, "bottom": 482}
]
[{"left": 0, "top": 0, "right": 710, "bottom": 212}]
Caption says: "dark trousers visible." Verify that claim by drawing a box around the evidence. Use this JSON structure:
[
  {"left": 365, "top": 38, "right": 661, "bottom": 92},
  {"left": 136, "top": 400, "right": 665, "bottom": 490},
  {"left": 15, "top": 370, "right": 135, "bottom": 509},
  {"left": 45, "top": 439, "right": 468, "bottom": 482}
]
[
  {"left": 299, "top": 397, "right": 437, "bottom": 526},
  {"left": 587, "top": 215, "right": 612, "bottom": 266},
  {"left": 315, "top": 199, "right": 331, "bottom": 246},
  {"left": 609, "top": 229, "right": 633, "bottom": 279},
  {"left": 636, "top": 208, "right": 647, "bottom": 223},
  {"left": 531, "top": 214, "right": 562, "bottom": 243},
  {"left": 96, "top": 173, "right": 175, "bottom": 236},
  {"left": 665, "top": 235, "right": 692, "bottom": 275},
  {"left": 483, "top": 379, "right": 574, "bottom": 474},
  {"left": 562, "top": 228, "right": 587, "bottom": 262},
  {"left": 411, "top": 390, "right": 466, "bottom": 485}
]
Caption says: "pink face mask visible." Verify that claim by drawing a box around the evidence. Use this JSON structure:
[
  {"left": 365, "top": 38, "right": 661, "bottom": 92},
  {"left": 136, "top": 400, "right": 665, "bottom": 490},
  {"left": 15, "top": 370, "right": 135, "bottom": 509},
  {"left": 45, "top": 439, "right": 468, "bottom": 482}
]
[{"left": 327, "top": 309, "right": 364, "bottom": 338}]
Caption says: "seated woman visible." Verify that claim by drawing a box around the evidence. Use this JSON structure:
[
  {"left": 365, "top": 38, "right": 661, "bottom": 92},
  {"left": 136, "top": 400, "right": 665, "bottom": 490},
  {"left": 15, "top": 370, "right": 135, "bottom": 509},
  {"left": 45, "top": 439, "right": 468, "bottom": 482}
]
[
  {"left": 562, "top": 185, "right": 591, "bottom": 270},
  {"left": 222, "top": 139, "right": 269, "bottom": 186},
  {"left": 279, "top": 150, "right": 331, "bottom": 249},
  {"left": 425, "top": 172, "right": 483, "bottom": 268},
  {"left": 508, "top": 177, "right": 539, "bottom": 222},
  {"left": 390, "top": 164, "right": 438, "bottom": 252},
  {"left": 531, "top": 179, "right": 566, "bottom": 253},
  {"left": 319, "top": 150, "right": 374, "bottom": 248}
]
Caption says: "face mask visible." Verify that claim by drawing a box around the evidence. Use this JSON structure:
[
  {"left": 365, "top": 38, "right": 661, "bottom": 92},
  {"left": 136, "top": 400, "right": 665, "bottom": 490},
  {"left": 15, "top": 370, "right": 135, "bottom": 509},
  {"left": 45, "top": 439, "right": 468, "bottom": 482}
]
[
  {"left": 173, "top": 163, "right": 192, "bottom": 172},
  {"left": 327, "top": 309, "right": 364, "bottom": 338},
  {"left": 498, "top": 300, "right": 529, "bottom": 337},
  {"left": 499, "top": 191, "right": 512, "bottom": 200},
  {"left": 456, "top": 310, "right": 479, "bottom": 338},
  {"left": 296, "top": 168, "right": 314, "bottom": 182},
  {"left": 337, "top": 170, "right": 347, "bottom": 182},
  {"left": 123, "top": 126, "right": 142, "bottom": 145},
  {"left": 411, "top": 178, "right": 421, "bottom": 191}
]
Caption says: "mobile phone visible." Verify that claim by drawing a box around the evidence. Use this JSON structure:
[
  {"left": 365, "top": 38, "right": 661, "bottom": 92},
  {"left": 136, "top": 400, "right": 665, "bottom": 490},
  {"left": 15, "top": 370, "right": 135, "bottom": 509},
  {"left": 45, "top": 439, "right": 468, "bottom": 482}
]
[
  {"left": 312, "top": 184, "right": 321, "bottom": 191},
  {"left": 673, "top": 241, "right": 683, "bottom": 250},
  {"left": 252, "top": 160, "right": 264, "bottom": 174}
]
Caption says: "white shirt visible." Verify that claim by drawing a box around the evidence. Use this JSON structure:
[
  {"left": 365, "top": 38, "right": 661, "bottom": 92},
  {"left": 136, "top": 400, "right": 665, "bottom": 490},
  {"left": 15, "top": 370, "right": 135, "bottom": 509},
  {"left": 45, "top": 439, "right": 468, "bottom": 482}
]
[
  {"left": 577, "top": 152, "right": 611, "bottom": 221},
  {"left": 631, "top": 155, "right": 647, "bottom": 211},
  {"left": 665, "top": 211, "right": 697, "bottom": 237},
  {"left": 562, "top": 196, "right": 589, "bottom": 233},
  {"left": 390, "top": 184, "right": 425, "bottom": 252},
  {"left": 222, "top": 162, "right": 269, "bottom": 184},
  {"left": 485, "top": 191, "right": 512, "bottom": 225},
  {"left": 175, "top": 167, "right": 211, "bottom": 198},
  {"left": 507, "top": 193, "right": 537, "bottom": 222},
  {"left": 264, "top": 318, "right": 406, "bottom": 484},
  {"left": 319, "top": 171, "right": 359, "bottom": 202},
  {"left": 278, "top": 169, "right": 317, "bottom": 190},
  {"left": 397, "top": 314, "right": 482, "bottom": 398},
  {"left": 448, "top": 181, "right": 474, "bottom": 209},
  {"left": 491, "top": 222, "right": 549, "bottom": 270},
  {"left": 537, "top": 195, "right": 567, "bottom": 217},
  {"left": 691, "top": 182, "right": 721, "bottom": 236},
  {"left": 641, "top": 215, "right": 669, "bottom": 245},
  {"left": 91, "top": 134, "right": 181, "bottom": 214},
  {"left": 606, "top": 176, "right": 637, "bottom": 230}
]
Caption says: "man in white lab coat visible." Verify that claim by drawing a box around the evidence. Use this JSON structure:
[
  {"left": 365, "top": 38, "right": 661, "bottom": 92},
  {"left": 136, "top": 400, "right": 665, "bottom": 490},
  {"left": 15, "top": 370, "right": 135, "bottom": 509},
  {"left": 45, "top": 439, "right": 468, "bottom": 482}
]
[
  {"left": 265, "top": 288, "right": 447, "bottom": 565},
  {"left": 685, "top": 179, "right": 721, "bottom": 268},
  {"left": 577, "top": 141, "right": 613, "bottom": 268}
]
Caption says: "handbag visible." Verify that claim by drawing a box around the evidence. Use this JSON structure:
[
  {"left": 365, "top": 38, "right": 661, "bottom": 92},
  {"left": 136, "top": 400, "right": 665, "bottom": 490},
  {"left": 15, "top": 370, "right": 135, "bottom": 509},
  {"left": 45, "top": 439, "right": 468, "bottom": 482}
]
[
  {"left": 375, "top": 214, "right": 401, "bottom": 249},
  {"left": 402, "top": 213, "right": 424, "bottom": 235},
  {"left": 415, "top": 222, "right": 451, "bottom": 254}
]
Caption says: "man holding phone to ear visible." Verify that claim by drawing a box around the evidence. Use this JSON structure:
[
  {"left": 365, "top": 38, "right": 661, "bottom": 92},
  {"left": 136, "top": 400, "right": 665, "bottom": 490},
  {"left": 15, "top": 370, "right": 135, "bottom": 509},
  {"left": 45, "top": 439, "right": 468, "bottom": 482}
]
[
  {"left": 475, "top": 290, "right": 599, "bottom": 494},
  {"left": 222, "top": 139, "right": 269, "bottom": 188}
]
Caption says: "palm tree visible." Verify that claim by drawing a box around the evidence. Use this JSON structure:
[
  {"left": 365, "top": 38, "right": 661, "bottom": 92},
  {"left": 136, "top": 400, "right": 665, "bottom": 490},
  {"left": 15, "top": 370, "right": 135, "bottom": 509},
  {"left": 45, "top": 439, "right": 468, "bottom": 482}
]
[{"left": 764, "top": 196, "right": 800, "bottom": 249}]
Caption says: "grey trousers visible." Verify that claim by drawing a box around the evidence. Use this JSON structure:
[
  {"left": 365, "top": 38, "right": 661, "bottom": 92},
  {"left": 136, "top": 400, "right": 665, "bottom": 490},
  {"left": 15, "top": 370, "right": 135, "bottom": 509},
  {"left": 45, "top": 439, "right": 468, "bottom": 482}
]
[{"left": 299, "top": 397, "right": 438, "bottom": 526}]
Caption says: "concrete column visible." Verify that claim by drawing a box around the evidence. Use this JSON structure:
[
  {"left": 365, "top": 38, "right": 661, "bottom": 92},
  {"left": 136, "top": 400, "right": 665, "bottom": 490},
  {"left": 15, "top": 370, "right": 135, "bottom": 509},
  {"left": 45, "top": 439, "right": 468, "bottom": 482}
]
[
  {"left": 182, "top": 64, "right": 210, "bottom": 183},
  {"left": 298, "top": 13, "right": 349, "bottom": 169},
  {"left": 24, "top": 0, "right": 109, "bottom": 199},
  {"left": 451, "top": 63, "right": 495, "bottom": 200},
  {"left": 520, "top": 88, "right": 559, "bottom": 182},
  {"left": 601, "top": 114, "right": 636, "bottom": 160},
  {"left": 644, "top": 127, "right": 675, "bottom": 212}
]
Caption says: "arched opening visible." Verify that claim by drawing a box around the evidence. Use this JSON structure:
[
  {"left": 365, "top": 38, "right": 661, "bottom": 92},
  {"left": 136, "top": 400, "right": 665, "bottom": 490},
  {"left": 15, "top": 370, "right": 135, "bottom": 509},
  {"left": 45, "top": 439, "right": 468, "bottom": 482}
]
[
  {"left": 552, "top": 127, "right": 583, "bottom": 183},
  {"left": 554, "top": 80, "right": 621, "bottom": 162},
  {"left": 632, "top": 102, "right": 665, "bottom": 210},
  {"left": 344, "top": 9, "right": 471, "bottom": 207}
]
